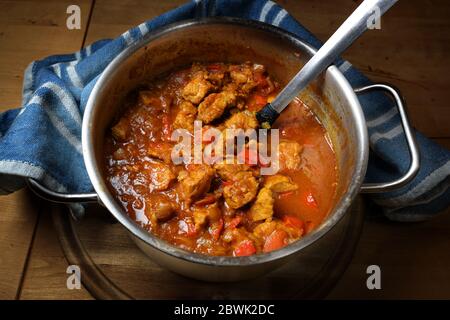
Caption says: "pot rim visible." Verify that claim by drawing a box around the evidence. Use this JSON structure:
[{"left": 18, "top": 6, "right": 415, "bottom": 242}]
[{"left": 82, "top": 17, "right": 369, "bottom": 267}]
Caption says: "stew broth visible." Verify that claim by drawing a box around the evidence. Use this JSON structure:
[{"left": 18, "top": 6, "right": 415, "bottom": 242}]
[{"left": 104, "top": 62, "right": 338, "bottom": 256}]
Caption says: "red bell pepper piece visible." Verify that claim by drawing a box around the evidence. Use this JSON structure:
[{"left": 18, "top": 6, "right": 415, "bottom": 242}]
[
  {"left": 207, "top": 63, "right": 222, "bottom": 71},
  {"left": 263, "top": 229, "right": 288, "bottom": 253},
  {"left": 209, "top": 218, "right": 224, "bottom": 241},
  {"left": 228, "top": 216, "right": 242, "bottom": 229},
  {"left": 202, "top": 126, "right": 215, "bottom": 144},
  {"left": 179, "top": 219, "right": 197, "bottom": 237},
  {"left": 247, "top": 94, "right": 267, "bottom": 111},
  {"left": 233, "top": 240, "right": 257, "bottom": 257},
  {"left": 238, "top": 147, "right": 258, "bottom": 166},
  {"left": 222, "top": 180, "right": 233, "bottom": 187},
  {"left": 304, "top": 221, "right": 315, "bottom": 234},
  {"left": 282, "top": 215, "right": 304, "bottom": 229},
  {"left": 195, "top": 194, "right": 216, "bottom": 206}
]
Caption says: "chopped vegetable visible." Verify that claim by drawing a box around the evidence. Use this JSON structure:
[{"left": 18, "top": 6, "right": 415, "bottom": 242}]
[
  {"left": 233, "top": 240, "right": 257, "bottom": 257},
  {"left": 221, "top": 180, "right": 233, "bottom": 187},
  {"left": 248, "top": 94, "right": 267, "bottom": 111},
  {"left": 263, "top": 229, "right": 288, "bottom": 253},
  {"left": 202, "top": 125, "right": 215, "bottom": 144},
  {"left": 209, "top": 218, "right": 224, "bottom": 240},
  {"left": 282, "top": 215, "right": 304, "bottom": 229},
  {"left": 195, "top": 194, "right": 216, "bottom": 206},
  {"left": 228, "top": 216, "right": 242, "bottom": 229},
  {"left": 304, "top": 221, "right": 315, "bottom": 234},
  {"left": 179, "top": 219, "right": 197, "bottom": 237},
  {"left": 207, "top": 63, "right": 222, "bottom": 71}
]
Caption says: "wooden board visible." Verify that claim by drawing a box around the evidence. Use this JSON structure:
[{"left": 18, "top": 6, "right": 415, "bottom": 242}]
[
  {"left": 49, "top": 197, "right": 365, "bottom": 299},
  {"left": 328, "top": 205, "right": 450, "bottom": 299},
  {"left": 0, "top": 189, "right": 41, "bottom": 299},
  {"left": 282, "top": 0, "right": 450, "bottom": 138},
  {"left": 0, "top": 0, "right": 91, "bottom": 299},
  {"left": 19, "top": 209, "right": 92, "bottom": 300}
]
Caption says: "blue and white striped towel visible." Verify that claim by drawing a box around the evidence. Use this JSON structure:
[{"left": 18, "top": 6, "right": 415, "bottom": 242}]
[{"left": 0, "top": 0, "right": 449, "bottom": 221}]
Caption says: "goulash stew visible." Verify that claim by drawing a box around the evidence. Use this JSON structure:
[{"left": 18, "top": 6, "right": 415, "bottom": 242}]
[{"left": 104, "top": 62, "right": 338, "bottom": 256}]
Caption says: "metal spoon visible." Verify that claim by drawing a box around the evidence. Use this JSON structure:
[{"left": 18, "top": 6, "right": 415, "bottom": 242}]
[{"left": 256, "top": 0, "right": 398, "bottom": 126}]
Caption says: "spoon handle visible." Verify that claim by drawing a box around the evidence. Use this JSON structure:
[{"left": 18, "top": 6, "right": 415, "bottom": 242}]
[{"left": 257, "top": 0, "right": 398, "bottom": 125}]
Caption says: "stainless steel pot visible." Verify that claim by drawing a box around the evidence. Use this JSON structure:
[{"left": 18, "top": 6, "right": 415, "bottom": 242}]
[{"left": 28, "top": 18, "right": 419, "bottom": 282}]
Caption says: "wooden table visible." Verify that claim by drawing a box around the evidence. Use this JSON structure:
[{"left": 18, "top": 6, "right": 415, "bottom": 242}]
[{"left": 0, "top": 0, "right": 449, "bottom": 300}]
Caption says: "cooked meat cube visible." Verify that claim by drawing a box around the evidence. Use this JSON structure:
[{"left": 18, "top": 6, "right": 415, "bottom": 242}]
[
  {"left": 144, "top": 161, "right": 176, "bottom": 192},
  {"left": 223, "top": 111, "right": 258, "bottom": 130},
  {"left": 214, "top": 159, "right": 252, "bottom": 182},
  {"left": 145, "top": 194, "right": 176, "bottom": 222},
  {"left": 112, "top": 147, "right": 126, "bottom": 160},
  {"left": 147, "top": 141, "right": 173, "bottom": 164},
  {"left": 111, "top": 118, "right": 129, "bottom": 141},
  {"left": 249, "top": 187, "right": 274, "bottom": 221},
  {"left": 278, "top": 140, "right": 303, "bottom": 170},
  {"left": 182, "top": 72, "right": 214, "bottom": 104},
  {"left": 221, "top": 82, "right": 243, "bottom": 103},
  {"left": 253, "top": 220, "right": 277, "bottom": 240},
  {"left": 207, "top": 72, "right": 225, "bottom": 86},
  {"left": 223, "top": 171, "right": 258, "bottom": 209},
  {"left": 198, "top": 91, "right": 236, "bottom": 124},
  {"left": 192, "top": 202, "right": 221, "bottom": 229},
  {"left": 173, "top": 100, "right": 197, "bottom": 132},
  {"left": 229, "top": 64, "right": 258, "bottom": 93},
  {"left": 222, "top": 226, "right": 253, "bottom": 245},
  {"left": 206, "top": 65, "right": 227, "bottom": 85},
  {"left": 139, "top": 91, "right": 161, "bottom": 107},
  {"left": 190, "top": 62, "right": 228, "bottom": 86},
  {"left": 178, "top": 164, "right": 215, "bottom": 201},
  {"left": 264, "top": 174, "right": 298, "bottom": 193}
]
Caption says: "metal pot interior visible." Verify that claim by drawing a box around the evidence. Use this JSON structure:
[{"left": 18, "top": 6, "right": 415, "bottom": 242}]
[{"left": 83, "top": 18, "right": 368, "bottom": 268}]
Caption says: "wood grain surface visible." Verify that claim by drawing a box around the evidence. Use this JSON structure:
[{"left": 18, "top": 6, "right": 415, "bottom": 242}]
[
  {"left": 0, "top": 0, "right": 449, "bottom": 299},
  {"left": 0, "top": 0, "right": 91, "bottom": 299},
  {"left": 42, "top": 198, "right": 363, "bottom": 300}
]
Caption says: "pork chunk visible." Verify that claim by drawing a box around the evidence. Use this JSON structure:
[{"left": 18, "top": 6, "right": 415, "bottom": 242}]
[
  {"left": 223, "top": 171, "right": 258, "bottom": 209},
  {"left": 145, "top": 194, "right": 176, "bottom": 222},
  {"left": 214, "top": 161, "right": 252, "bottom": 182},
  {"left": 173, "top": 100, "right": 197, "bottom": 132},
  {"left": 198, "top": 91, "right": 236, "bottom": 124},
  {"left": 138, "top": 91, "right": 161, "bottom": 107},
  {"left": 192, "top": 202, "right": 221, "bottom": 229},
  {"left": 253, "top": 220, "right": 277, "bottom": 240},
  {"left": 249, "top": 187, "right": 274, "bottom": 221},
  {"left": 111, "top": 118, "right": 129, "bottom": 141},
  {"left": 224, "top": 111, "right": 258, "bottom": 130},
  {"left": 182, "top": 72, "right": 214, "bottom": 104},
  {"left": 278, "top": 140, "right": 303, "bottom": 171},
  {"left": 178, "top": 164, "right": 215, "bottom": 201},
  {"left": 229, "top": 64, "right": 258, "bottom": 93},
  {"left": 264, "top": 174, "right": 298, "bottom": 193},
  {"left": 147, "top": 141, "right": 173, "bottom": 164},
  {"left": 144, "top": 161, "right": 176, "bottom": 192}
]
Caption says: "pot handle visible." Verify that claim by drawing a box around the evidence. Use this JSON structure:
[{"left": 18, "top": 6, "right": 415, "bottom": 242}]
[
  {"left": 355, "top": 83, "right": 420, "bottom": 193},
  {"left": 26, "top": 178, "right": 98, "bottom": 203}
]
